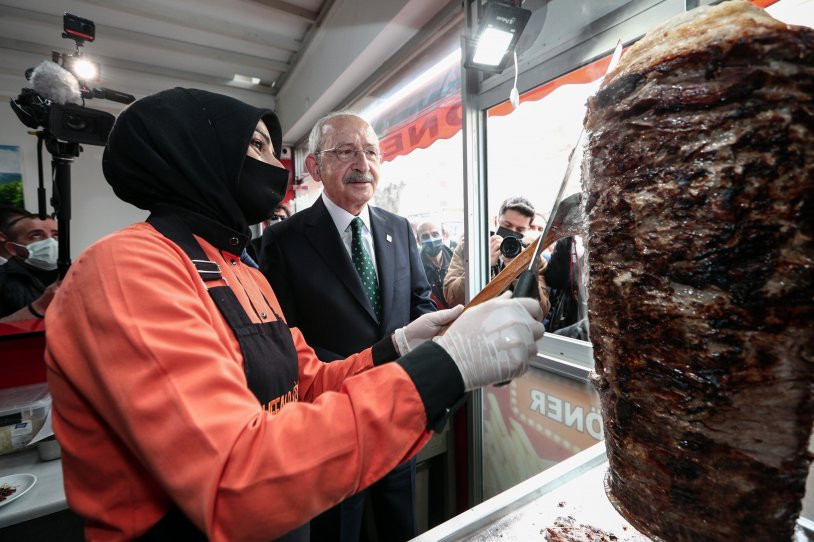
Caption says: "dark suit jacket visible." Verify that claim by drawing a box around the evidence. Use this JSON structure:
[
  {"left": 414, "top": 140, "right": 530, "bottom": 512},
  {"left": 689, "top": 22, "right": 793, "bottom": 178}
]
[{"left": 260, "top": 196, "right": 435, "bottom": 361}]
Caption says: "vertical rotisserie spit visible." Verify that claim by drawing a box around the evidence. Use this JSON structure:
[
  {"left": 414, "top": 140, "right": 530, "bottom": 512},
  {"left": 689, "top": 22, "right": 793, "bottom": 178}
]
[{"left": 583, "top": 1, "right": 814, "bottom": 540}]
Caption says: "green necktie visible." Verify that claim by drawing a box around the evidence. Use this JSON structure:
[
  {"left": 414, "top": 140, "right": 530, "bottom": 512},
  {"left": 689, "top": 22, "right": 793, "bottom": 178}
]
[{"left": 350, "top": 217, "right": 381, "bottom": 321}]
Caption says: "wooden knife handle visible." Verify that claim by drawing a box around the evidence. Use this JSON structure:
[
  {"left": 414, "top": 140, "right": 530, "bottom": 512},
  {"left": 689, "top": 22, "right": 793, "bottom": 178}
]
[{"left": 437, "top": 235, "right": 543, "bottom": 336}]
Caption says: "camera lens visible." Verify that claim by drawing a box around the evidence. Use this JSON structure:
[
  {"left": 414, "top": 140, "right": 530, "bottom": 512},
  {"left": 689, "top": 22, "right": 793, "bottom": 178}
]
[
  {"left": 65, "top": 114, "right": 87, "bottom": 131},
  {"left": 500, "top": 236, "right": 523, "bottom": 259}
]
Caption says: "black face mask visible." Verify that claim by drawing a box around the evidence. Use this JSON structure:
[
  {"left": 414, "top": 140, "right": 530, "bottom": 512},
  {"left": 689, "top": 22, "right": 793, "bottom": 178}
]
[
  {"left": 422, "top": 238, "right": 443, "bottom": 257},
  {"left": 235, "top": 156, "right": 289, "bottom": 225}
]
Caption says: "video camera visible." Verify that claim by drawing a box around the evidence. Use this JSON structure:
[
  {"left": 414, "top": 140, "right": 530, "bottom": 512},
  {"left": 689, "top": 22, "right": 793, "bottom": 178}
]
[
  {"left": 8, "top": 13, "right": 136, "bottom": 278},
  {"left": 10, "top": 13, "right": 134, "bottom": 146}
]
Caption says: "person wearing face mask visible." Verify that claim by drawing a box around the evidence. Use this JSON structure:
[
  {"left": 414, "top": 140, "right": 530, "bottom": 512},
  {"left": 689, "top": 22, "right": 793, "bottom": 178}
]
[
  {"left": 417, "top": 221, "right": 454, "bottom": 310},
  {"left": 0, "top": 213, "right": 61, "bottom": 320},
  {"left": 443, "top": 196, "right": 550, "bottom": 316},
  {"left": 0, "top": 204, "right": 29, "bottom": 266},
  {"left": 43, "top": 88, "right": 545, "bottom": 541}
]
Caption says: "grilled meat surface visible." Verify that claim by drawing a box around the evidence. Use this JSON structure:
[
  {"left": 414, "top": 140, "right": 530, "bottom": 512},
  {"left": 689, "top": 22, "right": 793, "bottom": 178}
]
[{"left": 583, "top": 2, "right": 814, "bottom": 540}]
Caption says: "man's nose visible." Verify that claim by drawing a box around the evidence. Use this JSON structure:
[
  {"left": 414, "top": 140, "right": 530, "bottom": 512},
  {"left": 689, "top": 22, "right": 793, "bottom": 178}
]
[{"left": 351, "top": 150, "right": 371, "bottom": 171}]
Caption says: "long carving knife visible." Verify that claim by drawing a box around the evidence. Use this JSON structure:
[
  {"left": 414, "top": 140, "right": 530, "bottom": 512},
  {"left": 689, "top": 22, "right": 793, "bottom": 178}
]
[{"left": 511, "top": 40, "right": 624, "bottom": 301}]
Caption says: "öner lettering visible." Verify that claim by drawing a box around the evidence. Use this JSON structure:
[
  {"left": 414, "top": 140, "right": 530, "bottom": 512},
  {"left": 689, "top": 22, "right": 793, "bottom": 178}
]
[{"left": 528, "top": 389, "right": 604, "bottom": 441}]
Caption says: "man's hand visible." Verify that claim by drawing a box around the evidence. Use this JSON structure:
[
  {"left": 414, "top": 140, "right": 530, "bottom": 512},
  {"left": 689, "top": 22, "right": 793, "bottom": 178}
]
[
  {"left": 31, "top": 280, "right": 61, "bottom": 317},
  {"left": 489, "top": 234, "right": 502, "bottom": 267},
  {"left": 432, "top": 293, "right": 545, "bottom": 391},
  {"left": 393, "top": 305, "right": 465, "bottom": 355},
  {"left": 0, "top": 280, "right": 61, "bottom": 323}
]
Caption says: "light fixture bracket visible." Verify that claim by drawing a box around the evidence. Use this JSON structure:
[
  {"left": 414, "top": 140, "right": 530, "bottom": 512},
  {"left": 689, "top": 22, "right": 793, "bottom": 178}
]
[{"left": 465, "top": 1, "right": 532, "bottom": 73}]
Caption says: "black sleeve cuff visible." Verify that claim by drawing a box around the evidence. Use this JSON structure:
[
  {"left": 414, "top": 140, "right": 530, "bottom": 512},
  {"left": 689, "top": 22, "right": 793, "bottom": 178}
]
[
  {"left": 397, "top": 341, "right": 466, "bottom": 432},
  {"left": 371, "top": 334, "right": 399, "bottom": 365}
]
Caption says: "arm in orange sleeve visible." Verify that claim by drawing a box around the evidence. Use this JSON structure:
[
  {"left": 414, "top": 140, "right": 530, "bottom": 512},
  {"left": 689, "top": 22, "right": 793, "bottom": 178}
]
[
  {"left": 289, "top": 325, "right": 402, "bottom": 402},
  {"left": 45, "top": 226, "right": 463, "bottom": 542}
]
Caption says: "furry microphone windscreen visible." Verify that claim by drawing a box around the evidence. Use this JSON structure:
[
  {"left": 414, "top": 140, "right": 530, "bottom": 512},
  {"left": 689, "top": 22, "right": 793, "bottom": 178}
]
[{"left": 31, "top": 61, "right": 82, "bottom": 105}]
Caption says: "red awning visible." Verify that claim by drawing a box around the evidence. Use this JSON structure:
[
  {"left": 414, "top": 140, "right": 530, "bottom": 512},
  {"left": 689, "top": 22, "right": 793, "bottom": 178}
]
[
  {"left": 377, "top": 0, "right": 778, "bottom": 163},
  {"left": 379, "top": 53, "right": 613, "bottom": 163}
]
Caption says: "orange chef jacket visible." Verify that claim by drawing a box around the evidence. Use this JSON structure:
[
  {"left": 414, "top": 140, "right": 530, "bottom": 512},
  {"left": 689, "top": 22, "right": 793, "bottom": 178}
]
[{"left": 44, "top": 222, "right": 449, "bottom": 541}]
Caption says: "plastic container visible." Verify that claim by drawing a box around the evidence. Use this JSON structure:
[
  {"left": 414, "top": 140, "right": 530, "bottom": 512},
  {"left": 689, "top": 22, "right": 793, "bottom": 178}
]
[{"left": 0, "top": 383, "right": 51, "bottom": 456}]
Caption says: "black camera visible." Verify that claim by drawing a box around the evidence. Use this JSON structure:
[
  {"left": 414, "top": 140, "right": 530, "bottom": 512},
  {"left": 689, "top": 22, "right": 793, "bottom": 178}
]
[
  {"left": 494, "top": 226, "right": 526, "bottom": 259},
  {"left": 11, "top": 89, "right": 114, "bottom": 147},
  {"left": 8, "top": 13, "right": 135, "bottom": 277},
  {"left": 10, "top": 12, "right": 134, "bottom": 147}
]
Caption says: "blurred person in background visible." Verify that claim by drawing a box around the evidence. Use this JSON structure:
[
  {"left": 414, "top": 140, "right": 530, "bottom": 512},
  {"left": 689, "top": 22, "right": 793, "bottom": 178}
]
[
  {"left": 544, "top": 235, "right": 588, "bottom": 340},
  {"left": 0, "top": 213, "right": 60, "bottom": 321},
  {"left": 530, "top": 212, "right": 546, "bottom": 233},
  {"left": 0, "top": 204, "right": 28, "bottom": 266},
  {"left": 249, "top": 203, "right": 291, "bottom": 261},
  {"left": 444, "top": 196, "right": 549, "bottom": 315},
  {"left": 442, "top": 226, "right": 457, "bottom": 250},
  {"left": 417, "top": 220, "right": 454, "bottom": 310}
]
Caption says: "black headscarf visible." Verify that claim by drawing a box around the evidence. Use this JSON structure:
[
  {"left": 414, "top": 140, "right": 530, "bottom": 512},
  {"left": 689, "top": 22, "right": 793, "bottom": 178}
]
[{"left": 103, "top": 88, "right": 282, "bottom": 237}]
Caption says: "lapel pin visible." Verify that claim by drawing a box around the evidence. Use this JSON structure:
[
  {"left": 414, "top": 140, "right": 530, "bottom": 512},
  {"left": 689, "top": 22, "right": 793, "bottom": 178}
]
[{"left": 386, "top": 234, "right": 392, "bottom": 243}]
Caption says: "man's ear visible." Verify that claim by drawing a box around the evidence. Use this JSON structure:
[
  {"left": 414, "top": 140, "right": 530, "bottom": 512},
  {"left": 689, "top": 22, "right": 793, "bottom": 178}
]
[
  {"left": 305, "top": 155, "right": 322, "bottom": 183},
  {"left": 5, "top": 241, "right": 26, "bottom": 259}
]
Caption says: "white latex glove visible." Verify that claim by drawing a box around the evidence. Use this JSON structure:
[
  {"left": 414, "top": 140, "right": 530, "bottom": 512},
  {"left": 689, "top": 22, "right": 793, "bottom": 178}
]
[
  {"left": 394, "top": 305, "right": 465, "bottom": 355},
  {"left": 432, "top": 293, "right": 545, "bottom": 391}
]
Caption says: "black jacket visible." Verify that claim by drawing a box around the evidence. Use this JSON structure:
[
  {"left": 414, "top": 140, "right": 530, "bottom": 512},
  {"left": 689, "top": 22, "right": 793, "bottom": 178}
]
[
  {"left": 421, "top": 245, "right": 453, "bottom": 309},
  {"left": 0, "top": 259, "right": 58, "bottom": 317},
  {"left": 259, "top": 196, "right": 435, "bottom": 361}
]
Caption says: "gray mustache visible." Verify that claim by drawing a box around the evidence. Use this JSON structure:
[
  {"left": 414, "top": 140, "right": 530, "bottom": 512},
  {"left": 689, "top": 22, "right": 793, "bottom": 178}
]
[{"left": 344, "top": 171, "right": 374, "bottom": 184}]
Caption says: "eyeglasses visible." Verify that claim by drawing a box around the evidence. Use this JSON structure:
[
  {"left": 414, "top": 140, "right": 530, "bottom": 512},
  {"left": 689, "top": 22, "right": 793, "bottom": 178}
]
[{"left": 316, "top": 146, "right": 381, "bottom": 163}]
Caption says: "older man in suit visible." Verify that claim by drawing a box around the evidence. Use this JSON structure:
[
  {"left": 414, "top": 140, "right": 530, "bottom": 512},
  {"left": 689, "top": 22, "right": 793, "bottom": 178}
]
[{"left": 260, "top": 112, "right": 435, "bottom": 542}]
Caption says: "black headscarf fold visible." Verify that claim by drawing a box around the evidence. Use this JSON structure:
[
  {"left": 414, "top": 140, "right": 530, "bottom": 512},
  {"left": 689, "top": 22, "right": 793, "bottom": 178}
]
[{"left": 103, "top": 88, "right": 282, "bottom": 236}]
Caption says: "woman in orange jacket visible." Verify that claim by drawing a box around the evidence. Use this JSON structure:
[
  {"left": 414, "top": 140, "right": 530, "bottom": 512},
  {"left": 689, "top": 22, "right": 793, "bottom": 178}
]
[{"left": 44, "top": 88, "right": 545, "bottom": 541}]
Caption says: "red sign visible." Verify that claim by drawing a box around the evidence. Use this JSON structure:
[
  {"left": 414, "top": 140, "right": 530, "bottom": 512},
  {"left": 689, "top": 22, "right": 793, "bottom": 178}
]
[{"left": 380, "top": 98, "right": 462, "bottom": 162}]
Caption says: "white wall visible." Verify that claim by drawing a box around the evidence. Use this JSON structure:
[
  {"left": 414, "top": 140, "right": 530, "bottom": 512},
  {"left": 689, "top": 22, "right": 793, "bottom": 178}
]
[{"left": 1, "top": 93, "right": 146, "bottom": 258}]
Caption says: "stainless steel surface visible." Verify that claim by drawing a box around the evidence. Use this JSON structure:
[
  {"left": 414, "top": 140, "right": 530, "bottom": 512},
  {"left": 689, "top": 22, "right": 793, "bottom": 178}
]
[
  {"left": 461, "top": 0, "right": 489, "bottom": 504},
  {"left": 416, "top": 438, "right": 814, "bottom": 541},
  {"left": 0, "top": 448, "right": 66, "bottom": 528},
  {"left": 413, "top": 442, "right": 642, "bottom": 541},
  {"left": 533, "top": 334, "right": 595, "bottom": 382}
]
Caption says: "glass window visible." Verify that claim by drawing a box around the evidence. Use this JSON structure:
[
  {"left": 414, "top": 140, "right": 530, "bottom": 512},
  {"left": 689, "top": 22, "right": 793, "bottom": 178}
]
[{"left": 480, "top": 50, "right": 614, "bottom": 500}]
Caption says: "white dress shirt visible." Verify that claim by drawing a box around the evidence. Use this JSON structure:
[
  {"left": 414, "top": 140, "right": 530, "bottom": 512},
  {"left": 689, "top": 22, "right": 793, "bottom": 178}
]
[{"left": 321, "top": 193, "right": 379, "bottom": 281}]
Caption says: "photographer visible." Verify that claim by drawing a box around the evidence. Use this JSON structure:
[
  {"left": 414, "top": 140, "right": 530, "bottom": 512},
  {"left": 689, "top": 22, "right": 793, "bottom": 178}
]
[{"left": 443, "top": 196, "right": 550, "bottom": 314}]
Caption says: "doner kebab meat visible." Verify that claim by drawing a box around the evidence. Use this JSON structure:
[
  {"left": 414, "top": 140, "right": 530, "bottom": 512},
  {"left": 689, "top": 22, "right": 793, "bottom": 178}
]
[{"left": 583, "top": 1, "right": 813, "bottom": 540}]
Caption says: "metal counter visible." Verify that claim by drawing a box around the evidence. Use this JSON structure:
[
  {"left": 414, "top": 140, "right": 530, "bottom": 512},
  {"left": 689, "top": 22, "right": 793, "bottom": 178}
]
[
  {"left": 0, "top": 448, "right": 66, "bottom": 528},
  {"left": 414, "top": 441, "right": 646, "bottom": 541},
  {"left": 414, "top": 441, "right": 814, "bottom": 542}
]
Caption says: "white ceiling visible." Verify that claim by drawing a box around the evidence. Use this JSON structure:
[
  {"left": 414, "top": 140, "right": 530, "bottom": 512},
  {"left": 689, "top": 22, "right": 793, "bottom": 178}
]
[{"left": 0, "top": 0, "right": 456, "bottom": 144}]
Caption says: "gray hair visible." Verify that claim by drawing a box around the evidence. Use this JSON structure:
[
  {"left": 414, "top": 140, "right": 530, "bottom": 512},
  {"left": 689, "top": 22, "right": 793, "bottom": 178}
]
[{"left": 307, "top": 110, "right": 372, "bottom": 161}]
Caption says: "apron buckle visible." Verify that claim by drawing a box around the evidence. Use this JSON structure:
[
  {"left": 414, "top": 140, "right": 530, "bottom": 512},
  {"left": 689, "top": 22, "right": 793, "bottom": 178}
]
[{"left": 192, "top": 259, "right": 223, "bottom": 282}]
